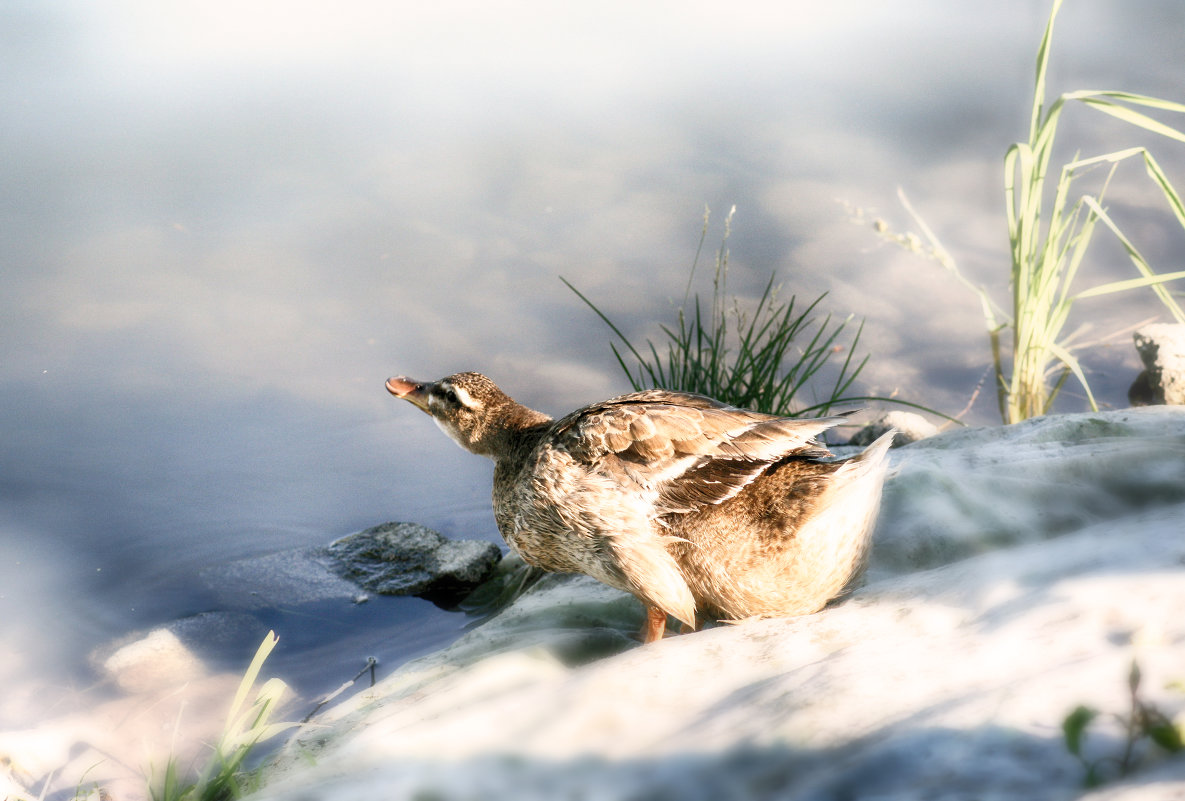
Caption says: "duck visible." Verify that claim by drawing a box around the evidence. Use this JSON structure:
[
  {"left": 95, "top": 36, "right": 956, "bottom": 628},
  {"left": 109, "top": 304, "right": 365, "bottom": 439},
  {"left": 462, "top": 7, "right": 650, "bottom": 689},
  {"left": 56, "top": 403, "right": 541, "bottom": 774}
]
[{"left": 386, "top": 372, "right": 895, "bottom": 643}]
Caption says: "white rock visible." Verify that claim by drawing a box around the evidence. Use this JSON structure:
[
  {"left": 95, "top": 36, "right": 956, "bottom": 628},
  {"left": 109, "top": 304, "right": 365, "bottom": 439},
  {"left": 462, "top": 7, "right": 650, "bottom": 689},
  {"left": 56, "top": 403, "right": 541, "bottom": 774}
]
[
  {"left": 848, "top": 409, "right": 939, "bottom": 446},
  {"left": 101, "top": 627, "right": 205, "bottom": 694},
  {"left": 869, "top": 406, "right": 1185, "bottom": 580},
  {"left": 1131, "top": 323, "right": 1185, "bottom": 406}
]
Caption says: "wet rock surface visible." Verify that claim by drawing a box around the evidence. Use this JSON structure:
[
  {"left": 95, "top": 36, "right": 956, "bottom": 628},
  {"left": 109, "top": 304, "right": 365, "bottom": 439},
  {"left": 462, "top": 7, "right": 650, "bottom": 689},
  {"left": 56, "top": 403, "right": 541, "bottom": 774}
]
[
  {"left": 200, "top": 546, "right": 363, "bottom": 609},
  {"left": 327, "top": 521, "right": 503, "bottom": 607}
]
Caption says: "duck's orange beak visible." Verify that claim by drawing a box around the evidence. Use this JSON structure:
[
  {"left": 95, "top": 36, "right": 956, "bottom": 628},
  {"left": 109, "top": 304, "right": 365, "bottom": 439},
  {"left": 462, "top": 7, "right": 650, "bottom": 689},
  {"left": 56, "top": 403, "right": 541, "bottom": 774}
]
[{"left": 386, "top": 376, "right": 431, "bottom": 412}]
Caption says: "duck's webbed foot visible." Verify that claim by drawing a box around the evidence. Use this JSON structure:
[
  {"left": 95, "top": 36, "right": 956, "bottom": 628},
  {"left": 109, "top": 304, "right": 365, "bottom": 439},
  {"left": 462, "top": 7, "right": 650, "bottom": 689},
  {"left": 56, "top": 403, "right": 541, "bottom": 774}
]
[
  {"left": 642, "top": 606, "right": 668, "bottom": 643},
  {"left": 641, "top": 607, "right": 698, "bottom": 642}
]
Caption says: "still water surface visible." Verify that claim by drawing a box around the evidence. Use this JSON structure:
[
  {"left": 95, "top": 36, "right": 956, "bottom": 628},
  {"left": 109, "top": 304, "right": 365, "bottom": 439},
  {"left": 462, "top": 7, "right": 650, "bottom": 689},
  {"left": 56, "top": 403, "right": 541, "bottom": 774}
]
[{"left": 3, "top": 0, "right": 1184, "bottom": 725}]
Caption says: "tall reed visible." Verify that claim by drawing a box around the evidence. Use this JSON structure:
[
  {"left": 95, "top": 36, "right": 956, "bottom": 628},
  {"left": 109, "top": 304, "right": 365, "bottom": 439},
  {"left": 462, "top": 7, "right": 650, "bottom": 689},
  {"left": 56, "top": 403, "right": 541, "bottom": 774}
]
[{"left": 879, "top": 0, "right": 1185, "bottom": 423}]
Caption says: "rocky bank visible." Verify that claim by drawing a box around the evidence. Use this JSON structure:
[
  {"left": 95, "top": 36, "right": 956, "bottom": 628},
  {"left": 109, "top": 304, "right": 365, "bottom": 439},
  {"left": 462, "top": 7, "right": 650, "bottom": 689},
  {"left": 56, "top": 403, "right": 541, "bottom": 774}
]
[
  {"left": 247, "top": 406, "right": 1185, "bottom": 801},
  {"left": 4, "top": 407, "right": 1184, "bottom": 801}
]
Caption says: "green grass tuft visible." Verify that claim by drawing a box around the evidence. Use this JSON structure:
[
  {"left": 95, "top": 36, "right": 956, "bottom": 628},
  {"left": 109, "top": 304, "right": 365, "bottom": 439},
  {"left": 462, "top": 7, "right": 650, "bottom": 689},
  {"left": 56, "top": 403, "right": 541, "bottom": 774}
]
[
  {"left": 1063, "top": 660, "right": 1185, "bottom": 788},
  {"left": 149, "top": 632, "right": 297, "bottom": 801},
  {"left": 565, "top": 206, "right": 945, "bottom": 423}
]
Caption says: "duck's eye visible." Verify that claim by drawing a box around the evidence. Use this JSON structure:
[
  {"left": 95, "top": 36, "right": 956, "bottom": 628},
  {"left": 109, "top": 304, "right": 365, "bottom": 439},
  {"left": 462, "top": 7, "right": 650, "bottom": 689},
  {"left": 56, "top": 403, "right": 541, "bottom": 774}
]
[{"left": 443, "top": 388, "right": 459, "bottom": 405}]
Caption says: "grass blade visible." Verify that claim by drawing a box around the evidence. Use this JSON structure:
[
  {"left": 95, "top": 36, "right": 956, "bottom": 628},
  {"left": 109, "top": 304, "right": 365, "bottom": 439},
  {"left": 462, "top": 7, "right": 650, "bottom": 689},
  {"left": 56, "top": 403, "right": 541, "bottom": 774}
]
[{"left": 1078, "top": 98, "right": 1185, "bottom": 144}]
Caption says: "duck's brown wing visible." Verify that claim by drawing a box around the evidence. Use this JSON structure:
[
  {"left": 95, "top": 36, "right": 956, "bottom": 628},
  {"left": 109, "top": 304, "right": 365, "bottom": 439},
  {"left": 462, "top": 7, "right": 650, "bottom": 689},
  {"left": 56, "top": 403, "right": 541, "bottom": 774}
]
[{"left": 552, "top": 390, "right": 843, "bottom": 514}]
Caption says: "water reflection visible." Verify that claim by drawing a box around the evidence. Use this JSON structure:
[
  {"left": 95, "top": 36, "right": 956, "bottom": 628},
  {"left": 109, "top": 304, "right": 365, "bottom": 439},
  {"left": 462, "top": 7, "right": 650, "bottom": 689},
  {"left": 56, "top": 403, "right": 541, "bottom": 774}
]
[{"left": 2, "top": 0, "right": 1183, "bottom": 747}]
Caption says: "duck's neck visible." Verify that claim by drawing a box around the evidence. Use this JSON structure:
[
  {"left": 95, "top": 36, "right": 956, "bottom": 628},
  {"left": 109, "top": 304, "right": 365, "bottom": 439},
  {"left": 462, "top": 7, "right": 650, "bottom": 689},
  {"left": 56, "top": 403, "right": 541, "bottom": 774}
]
[{"left": 478, "top": 403, "right": 552, "bottom": 469}]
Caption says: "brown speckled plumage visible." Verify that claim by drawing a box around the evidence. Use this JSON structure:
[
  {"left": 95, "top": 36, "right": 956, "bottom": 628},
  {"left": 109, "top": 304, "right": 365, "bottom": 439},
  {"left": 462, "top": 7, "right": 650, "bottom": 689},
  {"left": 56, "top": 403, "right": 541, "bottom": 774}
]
[{"left": 386, "top": 372, "right": 894, "bottom": 642}]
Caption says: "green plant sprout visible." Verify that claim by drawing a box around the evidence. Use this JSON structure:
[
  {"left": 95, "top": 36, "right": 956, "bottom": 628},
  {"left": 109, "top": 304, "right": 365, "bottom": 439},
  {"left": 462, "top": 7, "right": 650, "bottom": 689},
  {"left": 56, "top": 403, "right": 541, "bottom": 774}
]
[
  {"left": 150, "top": 631, "right": 298, "bottom": 801},
  {"left": 874, "top": 0, "right": 1185, "bottom": 424},
  {"left": 1063, "top": 660, "right": 1184, "bottom": 788},
  {"left": 565, "top": 206, "right": 946, "bottom": 423}
]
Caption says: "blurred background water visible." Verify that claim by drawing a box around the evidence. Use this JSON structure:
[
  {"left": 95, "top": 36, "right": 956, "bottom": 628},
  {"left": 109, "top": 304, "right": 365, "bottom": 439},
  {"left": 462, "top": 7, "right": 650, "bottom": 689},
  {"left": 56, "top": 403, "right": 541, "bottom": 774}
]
[{"left": 3, "top": 0, "right": 1183, "bottom": 726}]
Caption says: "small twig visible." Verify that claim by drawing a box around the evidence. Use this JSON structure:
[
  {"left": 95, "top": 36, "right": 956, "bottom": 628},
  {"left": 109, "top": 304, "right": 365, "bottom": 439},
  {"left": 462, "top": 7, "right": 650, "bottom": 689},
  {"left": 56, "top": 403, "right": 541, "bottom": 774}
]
[
  {"left": 944, "top": 364, "right": 992, "bottom": 428},
  {"left": 1117, "top": 661, "right": 1144, "bottom": 776},
  {"left": 302, "top": 657, "right": 379, "bottom": 723}
]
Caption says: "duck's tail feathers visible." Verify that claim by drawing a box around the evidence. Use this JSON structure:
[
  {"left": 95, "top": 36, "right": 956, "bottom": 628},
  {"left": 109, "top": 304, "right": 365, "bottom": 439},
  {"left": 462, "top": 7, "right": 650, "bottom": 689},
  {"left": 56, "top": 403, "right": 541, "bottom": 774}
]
[
  {"left": 837, "top": 428, "right": 895, "bottom": 476},
  {"left": 612, "top": 533, "right": 698, "bottom": 630},
  {"left": 802, "top": 428, "right": 895, "bottom": 595}
]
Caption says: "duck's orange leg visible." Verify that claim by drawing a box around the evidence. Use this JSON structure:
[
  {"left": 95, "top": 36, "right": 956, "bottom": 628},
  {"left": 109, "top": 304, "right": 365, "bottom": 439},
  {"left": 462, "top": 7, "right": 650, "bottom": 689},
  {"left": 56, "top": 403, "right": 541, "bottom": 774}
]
[{"left": 642, "top": 606, "right": 668, "bottom": 643}]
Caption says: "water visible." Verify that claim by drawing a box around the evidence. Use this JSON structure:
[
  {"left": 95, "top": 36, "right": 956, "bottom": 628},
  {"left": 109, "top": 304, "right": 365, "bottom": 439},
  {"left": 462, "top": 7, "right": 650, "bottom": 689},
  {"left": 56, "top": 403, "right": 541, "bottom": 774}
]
[{"left": 3, "top": 0, "right": 1184, "bottom": 733}]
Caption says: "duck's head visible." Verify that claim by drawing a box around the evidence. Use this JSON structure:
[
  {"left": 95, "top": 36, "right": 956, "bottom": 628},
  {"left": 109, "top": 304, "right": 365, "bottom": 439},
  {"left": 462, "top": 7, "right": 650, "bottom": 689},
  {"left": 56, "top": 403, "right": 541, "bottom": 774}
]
[{"left": 386, "top": 372, "right": 544, "bottom": 457}]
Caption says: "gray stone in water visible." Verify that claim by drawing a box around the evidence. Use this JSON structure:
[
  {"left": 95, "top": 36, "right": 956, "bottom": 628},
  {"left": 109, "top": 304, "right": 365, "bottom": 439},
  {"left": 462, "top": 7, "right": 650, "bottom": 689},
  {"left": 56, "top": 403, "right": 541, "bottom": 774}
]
[
  {"left": 328, "top": 522, "right": 502, "bottom": 607},
  {"left": 1129, "top": 323, "right": 1185, "bottom": 406},
  {"left": 848, "top": 410, "right": 938, "bottom": 447},
  {"left": 201, "top": 546, "right": 364, "bottom": 610}
]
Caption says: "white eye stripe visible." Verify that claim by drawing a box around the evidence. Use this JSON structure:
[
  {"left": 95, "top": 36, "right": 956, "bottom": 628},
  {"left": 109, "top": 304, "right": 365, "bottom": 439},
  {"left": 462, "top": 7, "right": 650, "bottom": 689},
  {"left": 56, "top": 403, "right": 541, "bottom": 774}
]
[
  {"left": 434, "top": 382, "right": 480, "bottom": 410},
  {"left": 453, "top": 384, "right": 480, "bottom": 408}
]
